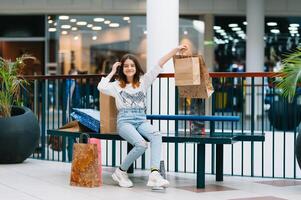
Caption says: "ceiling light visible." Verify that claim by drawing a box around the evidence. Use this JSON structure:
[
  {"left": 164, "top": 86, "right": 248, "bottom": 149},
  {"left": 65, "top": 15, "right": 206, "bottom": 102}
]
[
  {"left": 213, "top": 26, "right": 221, "bottom": 30},
  {"left": 94, "top": 18, "right": 105, "bottom": 22},
  {"left": 48, "top": 28, "right": 56, "bottom": 32},
  {"left": 54, "top": 22, "right": 57, "bottom": 26},
  {"left": 70, "top": 19, "right": 77, "bottom": 23},
  {"left": 123, "top": 16, "right": 130, "bottom": 21},
  {"left": 61, "top": 31, "right": 68, "bottom": 35},
  {"left": 127, "top": 20, "right": 131, "bottom": 24},
  {"left": 87, "top": 24, "right": 93, "bottom": 28},
  {"left": 144, "top": 30, "right": 147, "bottom": 35},
  {"left": 270, "top": 29, "right": 280, "bottom": 34},
  {"left": 74, "top": 36, "right": 79, "bottom": 40},
  {"left": 216, "top": 29, "right": 225, "bottom": 33},
  {"left": 77, "top": 21, "right": 87, "bottom": 26},
  {"left": 232, "top": 27, "right": 241, "bottom": 31},
  {"left": 267, "top": 22, "right": 277, "bottom": 26},
  {"left": 61, "top": 25, "right": 71, "bottom": 29},
  {"left": 104, "top": 20, "right": 111, "bottom": 24},
  {"left": 48, "top": 20, "right": 53, "bottom": 24},
  {"left": 229, "top": 23, "right": 238, "bottom": 27},
  {"left": 92, "top": 26, "right": 102, "bottom": 30},
  {"left": 109, "top": 23, "right": 119, "bottom": 28},
  {"left": 290, "top": 23, "right": 300, "bottom": 27},
  {"left": 290, "top": 30, "right": 298, "bottom": 34},
  {"left": 59, "top": 16, "right": 69, "bottom": 20},
  {"left": 183, "top": 30, "right": 188, "bottom": 35},
  {"left": 92, "top": 36, "right": 98, "bottom": 40},
  {"left": 236, "top": 30, "right": 244, "bottom": 34},
  {"left": 289, "top": 27, "right": 298, "bottom": 31},
  {"left": 243, "top": 21, "right": 247, "bottom": 25},
  {"left": 71, "top": 27, "right": 78, "bottom": 31}
]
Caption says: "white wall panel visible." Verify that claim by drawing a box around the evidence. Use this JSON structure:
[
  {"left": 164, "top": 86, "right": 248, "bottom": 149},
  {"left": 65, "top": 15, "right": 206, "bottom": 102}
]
[
  {"left": 287, "top": 0, "right": 301, "bottom": 12},
  {"left": 266, "top": 0, "right": 287, "bottom": 12},
  {"left": 187, "top": 0, "right": 214, "bottom": 11}
]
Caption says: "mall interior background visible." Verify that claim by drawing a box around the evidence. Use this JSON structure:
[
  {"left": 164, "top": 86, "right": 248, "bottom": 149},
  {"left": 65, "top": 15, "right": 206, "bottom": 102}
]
[{"left": 0, "top": 0, "right": 301, "bottom": 76}]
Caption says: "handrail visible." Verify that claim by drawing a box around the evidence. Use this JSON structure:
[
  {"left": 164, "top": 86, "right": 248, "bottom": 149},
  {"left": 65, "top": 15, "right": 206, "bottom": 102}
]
[{"left": 22, "top": 72, "right": 281, "bottom": 80}]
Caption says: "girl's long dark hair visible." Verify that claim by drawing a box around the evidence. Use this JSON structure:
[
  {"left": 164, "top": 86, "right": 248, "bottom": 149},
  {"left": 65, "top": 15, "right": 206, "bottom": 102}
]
[{"left": 117, "top": 54, "right": 144, "bottom": 88}]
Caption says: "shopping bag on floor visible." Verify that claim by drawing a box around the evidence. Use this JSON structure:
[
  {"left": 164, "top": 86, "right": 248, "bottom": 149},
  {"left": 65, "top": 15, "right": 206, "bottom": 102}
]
[
  {"left": 70, "top": 133, "right": 101, "bottom": 187},
  {"left": 89, "top": 138, "right": 102, "bottom": 185}
]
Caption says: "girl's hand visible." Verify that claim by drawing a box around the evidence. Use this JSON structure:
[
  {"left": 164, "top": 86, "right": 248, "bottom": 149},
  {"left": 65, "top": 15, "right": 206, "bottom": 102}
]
[
  {"left": 176, "top": 44, "right": 188, "bottom": 52},
  {"left": 111, "top": 62, "right": 121, "bottom": 74}
]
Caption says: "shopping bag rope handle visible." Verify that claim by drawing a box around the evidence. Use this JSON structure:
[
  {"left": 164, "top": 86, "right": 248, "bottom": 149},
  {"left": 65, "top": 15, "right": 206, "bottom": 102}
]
[{"left": 79, "top": 133, "right": 90, "bottom": 143}]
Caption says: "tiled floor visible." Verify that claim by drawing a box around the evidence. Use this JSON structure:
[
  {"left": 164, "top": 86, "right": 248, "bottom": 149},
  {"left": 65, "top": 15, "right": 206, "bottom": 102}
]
[{"left": 0, "top": 159, "right": 301, "bottom": 200}]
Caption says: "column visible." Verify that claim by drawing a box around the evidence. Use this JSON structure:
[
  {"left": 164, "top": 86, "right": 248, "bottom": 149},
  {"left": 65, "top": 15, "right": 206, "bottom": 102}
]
[
  {"left": 147, "top": 0, "right": 179, "bottom": 171},
  {"left": 246, "top": 0, "right": 265, "bottom": 72}
]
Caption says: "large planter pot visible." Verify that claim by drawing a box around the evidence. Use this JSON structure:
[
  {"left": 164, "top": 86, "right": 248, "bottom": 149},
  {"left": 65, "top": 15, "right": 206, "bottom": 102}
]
[
  {"left": 0, "top": 106, "right": 40, "bottom": 164},
  {"left": 268, "top": 101, "right": 301, "bottom": 131}
]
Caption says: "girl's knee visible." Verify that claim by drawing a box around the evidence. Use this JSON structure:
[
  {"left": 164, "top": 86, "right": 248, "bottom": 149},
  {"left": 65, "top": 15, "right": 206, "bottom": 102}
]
[{"left": 135, "top": 141, "right": 148, "bottom": 152}]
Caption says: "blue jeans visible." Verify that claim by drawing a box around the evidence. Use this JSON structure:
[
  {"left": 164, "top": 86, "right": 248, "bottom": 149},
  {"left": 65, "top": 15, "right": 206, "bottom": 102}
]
[{"left": 117, "top": 108, "right": 162, "bottom": 171}]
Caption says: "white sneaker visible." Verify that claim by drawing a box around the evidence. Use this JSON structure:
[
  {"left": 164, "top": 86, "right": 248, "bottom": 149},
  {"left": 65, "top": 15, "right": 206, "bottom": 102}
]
[
  {"left": 147, "top": 171, "right": 169, "bottom": 188},
  {"left": 112, "top": 168, "right": 133, "bottom": 188}
]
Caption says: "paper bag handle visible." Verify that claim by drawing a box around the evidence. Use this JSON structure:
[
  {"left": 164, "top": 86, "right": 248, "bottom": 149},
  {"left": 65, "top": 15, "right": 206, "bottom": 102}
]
[
  {"left": 79, "top": 133, "right": 90, "bottom": 144},
  {"left": 178, "top": 48, "right": 193, "bottom": 58}
]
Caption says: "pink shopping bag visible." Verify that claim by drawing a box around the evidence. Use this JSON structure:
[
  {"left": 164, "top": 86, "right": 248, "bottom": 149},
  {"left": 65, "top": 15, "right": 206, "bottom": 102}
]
[{"left": 89, "top": 138, "right": 102, "bottom": 185}]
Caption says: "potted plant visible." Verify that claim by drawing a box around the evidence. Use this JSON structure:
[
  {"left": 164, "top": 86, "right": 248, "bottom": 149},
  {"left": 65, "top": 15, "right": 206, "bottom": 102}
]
[
  {"left": 0, "top": 55, "right": 40, "bottom": 164},
  {"left": 275, "top": 48, "right": 301, "bottom": 169}
]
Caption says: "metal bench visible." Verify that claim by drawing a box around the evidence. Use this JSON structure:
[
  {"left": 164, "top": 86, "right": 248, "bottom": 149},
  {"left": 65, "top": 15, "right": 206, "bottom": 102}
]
[{"left": 47, "top": 114, "right": 265, "bottom": 188}]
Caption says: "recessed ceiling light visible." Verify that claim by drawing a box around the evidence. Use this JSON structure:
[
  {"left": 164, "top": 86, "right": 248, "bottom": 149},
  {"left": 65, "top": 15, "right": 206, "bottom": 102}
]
[
  {"left": 232, "top": 27, "right": 241, "bottom": 31},
  {"left": 270, "top": 29, "right": 280, "bottom": 34},
  {"left": 48, "top": 20, "right": 53, "bottom": 24},
  {"left": 92, "top": 36, "right": 98, "bottom": 40},
  {"left": 267, "top": 22, "right": 277, "bottom": 26},
  {"left": 61, "top": 25, "right": 71, "bottom": 29},
  {"left": 213, "top": 26, "right": 221, "bottom": 30},
  {"left": 183, "top": 30, "right": 188, "bottom": 35},
  {"left": 216, "top": 29, "right": 224, "bottom": 33},
  {"left": 59, "top": 16, "right": 69, "bottom": 20},
  {"left": 229, "top": 23, "right": 238, "bottom": 27},
  {"left": 71, "top": 27, "right": 78, "bottom": 31},
  {"left": 290, "top": 23, "right": 300, "bottom": 27},
  {"left": 243, "top": 21, "right": 247, "bottom": 25},
  {"left": 87, "top": 24, "right": 93, "bottom": 28},
  {"left": 94, "top": 18, "right": 105, "bottom": 22},
  {"left": 289, "top": 27, "right": 298, "bottom": 31},
  {"left": 144, "top": 30, "right": 147, "bottom": 35},
  {"left": 104, "top": 20, "right": 111, "bottom": 24},
  {"left": 74, "top": 36, "right": 79, "bottom": 40},
  {"left": 70, "top": 19, "right": 77, "bottom": 23},
  {"left": 109, "top": 23, "right": 119, "bottom": 28},
  {"left": 290, "top": 30, "right": 298, "bottom": 34},
  {"left": 61, "top": 31, "right": 68, "bottom": 35},
  {"left": 92, "top": 26, "right": 102, "bottom": 30},
  {"left": 123, "top": 16, "right": 130, "bottom": 21},
  {"left": 77, "top": 21, "right": 87, "bottom": 26},
  {"left": 48, "top": 28, "right": 56, "bottom": 32},
  {"left": 54, "top": 22, "right": 57, "bottom": 26}
]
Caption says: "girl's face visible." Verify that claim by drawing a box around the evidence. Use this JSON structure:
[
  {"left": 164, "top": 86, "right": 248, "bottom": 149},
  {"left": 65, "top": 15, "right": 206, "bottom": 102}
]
[{"left": 123, "top": 59, "right": 136, "bottom": 79}]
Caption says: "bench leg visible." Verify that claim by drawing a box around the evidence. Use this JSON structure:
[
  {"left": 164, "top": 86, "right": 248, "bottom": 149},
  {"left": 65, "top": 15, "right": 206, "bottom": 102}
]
[
  {"left": 197, "top": 143, "right": 205, "bottom": 188},
  {"left": 127, "top": 143, "right": 134, "bottom": 174},
  {"left": 216, "top": 144, "right": 223, "bottom": 181}
]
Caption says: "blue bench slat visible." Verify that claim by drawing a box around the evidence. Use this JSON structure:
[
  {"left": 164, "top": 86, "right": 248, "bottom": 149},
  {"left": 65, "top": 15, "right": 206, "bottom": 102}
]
[{"left": 146, "top": 114, "right": 240, "bottom": 122}]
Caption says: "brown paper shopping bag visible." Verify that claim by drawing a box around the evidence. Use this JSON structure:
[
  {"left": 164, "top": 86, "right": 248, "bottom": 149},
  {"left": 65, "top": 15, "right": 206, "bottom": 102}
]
[
  {"left": 173, "top": 54, "right": 201, "bottom": 86},
  {"left": 177, "top": 55, "right": 214, "bottom": 99},
  {"left": 100, "top": 93, "right": 117, "bottom": 133},
  {"left": 70, "top": 133, "right": 101, "bottom": 187}
]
